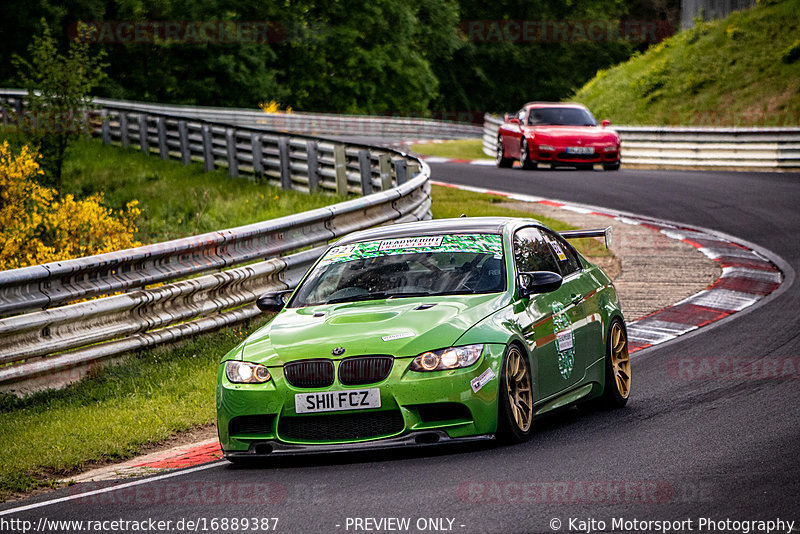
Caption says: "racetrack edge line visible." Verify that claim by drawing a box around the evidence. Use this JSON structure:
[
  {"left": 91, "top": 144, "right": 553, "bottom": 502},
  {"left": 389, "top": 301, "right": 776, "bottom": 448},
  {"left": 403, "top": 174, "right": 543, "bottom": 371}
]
[{"left": 0, "top": 461, "right": 226, "bottom": 517}]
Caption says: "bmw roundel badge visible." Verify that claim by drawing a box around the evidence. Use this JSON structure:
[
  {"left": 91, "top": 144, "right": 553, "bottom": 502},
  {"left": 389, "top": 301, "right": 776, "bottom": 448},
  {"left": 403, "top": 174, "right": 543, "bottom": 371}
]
[{"left": 331, "top": 347, "right": 346, "bottom": 356}]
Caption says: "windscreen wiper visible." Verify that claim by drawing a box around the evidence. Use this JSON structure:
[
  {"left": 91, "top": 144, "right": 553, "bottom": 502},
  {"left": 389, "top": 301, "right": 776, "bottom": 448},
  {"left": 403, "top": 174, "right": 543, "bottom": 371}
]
[
  {"left": 324, "top": 291, "right": 433, "bottom": 304},
  {"left": 324, "top": 292, "right": 390, "bottom": 304}
]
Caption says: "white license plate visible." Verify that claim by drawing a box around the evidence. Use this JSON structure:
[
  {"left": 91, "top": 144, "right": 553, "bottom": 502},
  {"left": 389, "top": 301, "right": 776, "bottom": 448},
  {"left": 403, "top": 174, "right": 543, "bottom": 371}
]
[
  {"left": 295, "top": 388, "right": 381, "bottom": 414},
  {"left": 566, "top": 146, "right": 595, "bottom": 154}
]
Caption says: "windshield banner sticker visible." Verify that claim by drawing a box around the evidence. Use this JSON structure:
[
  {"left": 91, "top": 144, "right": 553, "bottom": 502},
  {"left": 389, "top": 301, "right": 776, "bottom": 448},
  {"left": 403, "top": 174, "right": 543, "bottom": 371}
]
[{"left": 320, "top": 234, "right": 503, "bottom": 266}]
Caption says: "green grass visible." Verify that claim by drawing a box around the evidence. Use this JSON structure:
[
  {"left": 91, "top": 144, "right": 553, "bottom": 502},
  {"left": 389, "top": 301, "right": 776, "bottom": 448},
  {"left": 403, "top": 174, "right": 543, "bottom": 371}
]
[
  {"left": 63, "top": 137, "right": 348, "bottom": 243},
  {"left": 0, "top": 317, "right": 267, "bottom": 499},
  {"left": 0, "top": 131, "right": 347, "bottom": 244},
  {"left": 573, "top": 0, "right": 800, "bottom": 126},
  {"left": 431, "top": 185, "right": 610, "bottom": 258},
  {"left": 410, "top": 139, "right": 489, "bottom": 160}
]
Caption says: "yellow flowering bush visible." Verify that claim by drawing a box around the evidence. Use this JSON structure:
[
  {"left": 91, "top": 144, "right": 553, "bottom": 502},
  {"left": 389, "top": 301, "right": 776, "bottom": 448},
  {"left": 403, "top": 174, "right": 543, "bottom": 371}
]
[
  {"left": 258, "top": 100, "right": 293, "bottom": 114},
  {"left": 0, "top": 141, "right": 141, "bottom": 270}
]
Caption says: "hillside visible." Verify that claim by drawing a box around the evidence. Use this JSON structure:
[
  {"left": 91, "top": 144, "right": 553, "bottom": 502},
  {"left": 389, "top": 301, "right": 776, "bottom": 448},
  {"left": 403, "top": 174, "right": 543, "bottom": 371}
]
[{"left": 573, "top": 0, "right": 800, "bottom": 126}]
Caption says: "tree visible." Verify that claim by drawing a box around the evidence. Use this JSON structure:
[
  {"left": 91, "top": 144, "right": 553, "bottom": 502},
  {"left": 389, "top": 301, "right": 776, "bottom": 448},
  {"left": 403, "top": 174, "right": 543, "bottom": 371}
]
[{"left": 13, "top": 19, "right": 107, "bottom": 189}]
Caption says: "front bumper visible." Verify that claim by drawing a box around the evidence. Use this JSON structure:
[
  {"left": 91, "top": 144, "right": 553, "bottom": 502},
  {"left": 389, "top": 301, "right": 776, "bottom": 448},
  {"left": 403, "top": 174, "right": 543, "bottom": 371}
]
[
  {"left": 532, "top": 145, "right": 619, "bottom": 164},
  {"left": 216, "top": 344, "right": 507, "bottom": 453}
]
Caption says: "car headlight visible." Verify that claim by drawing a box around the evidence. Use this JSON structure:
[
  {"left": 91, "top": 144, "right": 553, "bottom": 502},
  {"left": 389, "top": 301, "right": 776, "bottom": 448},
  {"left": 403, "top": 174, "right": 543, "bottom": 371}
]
[
  {"left": 409, "top": 344, "right": 484, "bottom": 372},
  {"left": 225, "top": 360, "right": 271, "bottom": 383},
  {"left": 539, "top": 144, "right": 555, "bottom": 151},
  {"left": 603, "top": 145, "right": 618, "bottom": 152}
]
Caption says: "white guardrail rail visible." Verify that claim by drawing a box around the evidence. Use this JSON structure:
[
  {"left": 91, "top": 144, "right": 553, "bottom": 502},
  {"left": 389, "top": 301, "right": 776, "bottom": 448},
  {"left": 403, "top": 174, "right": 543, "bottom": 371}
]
[
  {"left": 0, "top": 91, "right": 432, "bottom": 395},
  {"left": 482, "top": 114, "right": 800, "bottom": 171}
]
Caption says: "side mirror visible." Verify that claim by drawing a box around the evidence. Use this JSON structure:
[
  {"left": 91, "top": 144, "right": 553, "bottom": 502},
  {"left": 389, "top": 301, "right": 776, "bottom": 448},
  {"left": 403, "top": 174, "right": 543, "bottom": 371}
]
[
  {"left": 601, "top": 119, "right": 611, "bottom": 128},
  {"left": 256, "top": 291, "right": 292, "bottom": 312},
  {"left": 508, "top": 118, "right": 521, "bottom": 126},
  {"left": 518, "top": 271, "right": 563, "bottom": 297}
]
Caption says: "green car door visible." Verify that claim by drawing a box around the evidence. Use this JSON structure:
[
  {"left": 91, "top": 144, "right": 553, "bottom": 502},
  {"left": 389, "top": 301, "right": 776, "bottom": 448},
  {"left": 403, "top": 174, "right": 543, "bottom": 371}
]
[{"left": 511, "top": 226, "right": 590, "bottom": 400}]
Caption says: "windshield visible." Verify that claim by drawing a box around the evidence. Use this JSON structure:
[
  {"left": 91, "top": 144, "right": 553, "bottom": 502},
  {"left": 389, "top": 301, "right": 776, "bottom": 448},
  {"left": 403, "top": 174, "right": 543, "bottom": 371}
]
[
  {"left": 289, "top": 234, "right": 506, "bottom": 307},
  {"left": 527, "top": 107, "right": 597, "bottom": 126}
]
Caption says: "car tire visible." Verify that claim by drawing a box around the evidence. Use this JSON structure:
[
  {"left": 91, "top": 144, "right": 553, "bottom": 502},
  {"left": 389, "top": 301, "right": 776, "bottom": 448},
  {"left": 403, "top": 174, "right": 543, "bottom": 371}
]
[
  {"left": 520, "top": 139, "right": 537, "bottom": 170},
  {"left": 585, "top": 318, "right": 631, "bottom": 410},
  {"left": 496, "top": 136, "right": 513, "bottom": 168},
  {"left": 603, "top": 162, "right": 621, "bottom": 171},
  {"left": 497, "top": 344, "right": 535, "bottom": 443}
]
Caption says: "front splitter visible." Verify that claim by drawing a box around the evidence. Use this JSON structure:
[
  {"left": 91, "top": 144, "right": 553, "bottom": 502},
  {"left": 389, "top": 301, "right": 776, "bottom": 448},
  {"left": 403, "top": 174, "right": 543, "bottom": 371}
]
[{"left": 224, "top": 431, "right": 494, "bottom": 459}]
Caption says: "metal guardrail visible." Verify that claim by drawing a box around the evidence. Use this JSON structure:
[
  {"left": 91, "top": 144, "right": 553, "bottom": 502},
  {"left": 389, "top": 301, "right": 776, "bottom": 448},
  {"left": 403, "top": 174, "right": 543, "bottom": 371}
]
[
  {"left": 0, "top": 92, "right": 432, "bottom": 394},
  {"left": 0, "top": 88, "right": 482, "bottom": 140},
  {"left": 482, "top": 113, "right": 800, "bottom": 171}
]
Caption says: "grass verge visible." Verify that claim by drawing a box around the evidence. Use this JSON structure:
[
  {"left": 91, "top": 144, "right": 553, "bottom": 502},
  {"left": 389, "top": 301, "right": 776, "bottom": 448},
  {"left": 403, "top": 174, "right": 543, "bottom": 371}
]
[
  {"left": 0, "top": 317, "right": 268, "bottom": 500},
  {"left": 410, "top": 139, "right": 488, "bottom": 160}
]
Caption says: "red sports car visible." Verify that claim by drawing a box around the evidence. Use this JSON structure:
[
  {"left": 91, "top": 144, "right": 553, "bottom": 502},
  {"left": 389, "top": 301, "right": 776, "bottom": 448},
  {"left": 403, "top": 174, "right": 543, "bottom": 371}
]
[{"left": 496, "top": 103, "right": 620, "bottom": 171}]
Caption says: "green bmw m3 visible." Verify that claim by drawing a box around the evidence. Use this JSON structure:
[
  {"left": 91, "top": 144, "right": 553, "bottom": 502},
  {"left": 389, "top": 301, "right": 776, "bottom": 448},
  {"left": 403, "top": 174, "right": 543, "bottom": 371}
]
[{"left": 216, "top": 217, "right": 630, "bottom": 459}]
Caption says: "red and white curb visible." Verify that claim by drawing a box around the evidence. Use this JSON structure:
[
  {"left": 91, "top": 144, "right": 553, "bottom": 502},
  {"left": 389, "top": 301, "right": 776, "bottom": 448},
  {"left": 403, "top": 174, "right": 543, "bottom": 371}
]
[
  {"left": 431, "top": 181, "right": 784, "bottom": 354},
  {"left": 65, "top": 439, "right": 222, "bottom": 483}
]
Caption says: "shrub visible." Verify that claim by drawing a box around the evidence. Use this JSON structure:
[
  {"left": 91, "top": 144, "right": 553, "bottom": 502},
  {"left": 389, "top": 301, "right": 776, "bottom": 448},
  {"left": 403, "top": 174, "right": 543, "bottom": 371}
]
[{"left": 0, "top": 142, "right": 141, "bottom": 270}]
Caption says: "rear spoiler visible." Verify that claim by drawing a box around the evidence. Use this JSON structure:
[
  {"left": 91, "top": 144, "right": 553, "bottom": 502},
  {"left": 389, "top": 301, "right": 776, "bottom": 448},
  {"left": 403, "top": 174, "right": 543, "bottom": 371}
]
[{"left": 559, "top": 226, "right": 612, "bottom": 249}]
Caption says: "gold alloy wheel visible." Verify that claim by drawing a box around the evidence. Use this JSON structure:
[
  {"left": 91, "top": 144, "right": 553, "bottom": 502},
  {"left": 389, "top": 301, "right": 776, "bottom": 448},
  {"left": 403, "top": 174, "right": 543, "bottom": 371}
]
[
  {"left": 610, "top": 322, "right": 631, "bottom": 399},
  {"left": 505, "top": 347, "right": 533, "bottom": 432}
]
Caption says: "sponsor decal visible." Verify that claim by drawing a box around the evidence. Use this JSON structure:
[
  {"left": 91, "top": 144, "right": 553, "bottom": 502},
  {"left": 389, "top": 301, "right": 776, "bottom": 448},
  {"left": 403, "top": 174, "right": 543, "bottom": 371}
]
[
  {"left": 381, "top": 332, "right": 415, "bottom": 342},
  {"left": 551, "top": 241, "right": 568, "bottom": 261},
  {"left": 379, "top": 236, "right": 443, "bottom": 251},
  {"left": 471, "top": 367, "right": 496, "bottom": 393},
  {"left": 552, "top": 301, "right": 575, "bottom": 379}
]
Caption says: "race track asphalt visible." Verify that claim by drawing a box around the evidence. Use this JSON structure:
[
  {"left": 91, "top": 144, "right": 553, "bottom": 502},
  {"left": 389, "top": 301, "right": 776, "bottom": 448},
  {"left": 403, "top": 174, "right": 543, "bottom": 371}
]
[{"left": 3, "top": 165, "right": 799, "bottom": 534}]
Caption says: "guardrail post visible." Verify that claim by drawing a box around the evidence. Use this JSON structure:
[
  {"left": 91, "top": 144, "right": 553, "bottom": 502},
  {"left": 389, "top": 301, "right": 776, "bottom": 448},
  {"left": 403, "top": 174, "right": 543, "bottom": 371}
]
[
  {"left": 306, "top": 140, "right": 319, "bottom": 192},
  {"left": 14, "top": 98, "right": 23, "bottom": 118},
  {"left": 334, "top": 144, "right": 348, "bottom": 195},
  {"left": 119, "top": 112, "right": 129, "bottom": 148},
  {"left": 358, "top": 150, "right": 373, "bottom": 195},
  {"left": 178, "top": 121, "right": 190, "bottom": 165},
  {"left": 278, "top": 137, "right": 292, "bottom": 189},
  {"left": 394, "top": 159, "right": 408, "bottom": 185},
  {"left": 226, "top": 128, "right": 238, "bottom": 178},
  {"left": 157, "top": 117, "right": 168, "bottom": 160},
  {"left": 101, "top": 111, "right": 110, "bottom": 145},
  {"left": 201, "top": 124, "right": 214, "bottom": 171},
  {"left": 251, "top": 133, "right": 263, "bottom": 176},
  {"left": 378, "top": 154, "right": 392, "bottom": 191},
  {"left": 138, "top": 114, "right": 148, "bottom": 154}
]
